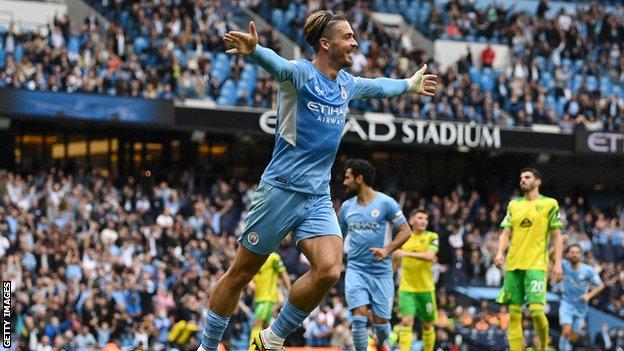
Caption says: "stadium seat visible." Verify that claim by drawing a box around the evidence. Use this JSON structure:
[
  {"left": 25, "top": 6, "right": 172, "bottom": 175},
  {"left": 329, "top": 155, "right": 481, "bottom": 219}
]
[
  {"left": 556, "top": 96, "right": 566, "bottom": 116},
  {"left": 586, "top": 76, "right": 598, "bottom": 92},
  {"left": 570, "top": 75, "right": 583, "bottom": 93},
  {"left": 469, "top": 67, "right": 481, "bottom": 84},
  {"left": 134, "top": 37, "right": 149, "bottom": 54},
  {"left": 480, "top": 74, "right": 494, "bottom": 92},
  {"left": 14, "top": 45, "right": 23, "bottom": 61}
]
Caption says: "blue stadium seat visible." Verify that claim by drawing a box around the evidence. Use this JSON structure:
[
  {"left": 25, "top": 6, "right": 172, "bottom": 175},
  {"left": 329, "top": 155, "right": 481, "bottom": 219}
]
[
  {"left": 215, "top": 52, "right": 229, "bottom": 64},
  {"left": 561, "top": 58, "right": 573, "bottom": 69},
  {"left": 134, "top": 37, "right": 149, "bottom": 54},
  {"left": 14, "top": 45, "right": 23, "bottom": 61},
  {"left": 570, "top": 75, "right": 583, "bottom": 93},
  {"left": 0, "top": 50, "right": 5, "bottom": 67},
  {"left": 399, "top": 0, "right": 409, "bottom": 12},
  {"left": 546, "top": 94, "right": 556, "bottom": 108},
  {"left": 556, "top": 96, "right": 566, "bottom": 116},
  {"left": 469, "top": 66, "right": 481, "bottom": 84},
  {"left": 586, "top": 75, "right": 597, "bottom": 92},
  {"left": 68, "top": 37, "right": 80, "bottom": 54},
  {"left": 271, "top": 9, "right": 284, "bottom": 32},
  {"left": 480, "top": 74, "right": 494, "bottom": 92},
  {"left": 535, "top": 56, "right": 547, "bottom": 71}
]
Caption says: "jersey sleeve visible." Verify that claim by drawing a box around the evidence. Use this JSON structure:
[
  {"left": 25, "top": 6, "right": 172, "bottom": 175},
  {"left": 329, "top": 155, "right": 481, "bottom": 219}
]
[
  {"left": 500, "top": 204, "right": 512, "bottom": 228},
  {"left": 338, "top": 203, "right": 349, "bottom": 236},
  {"left": 274, "top": 255, "right": 286, "bottom": 274},
  {"left": 548, "top": 201, "right": 564, "bottom": 230},
  {"left": 249, "top": 45, "right": 306, "bottom": 88},
  {"left": 428, "top": 232, "right": 440, "bottom": 254},
  {"left": 349, "top": 75, "right": 409, "bottom": 99},
  {"left": 384, "top": 197, "right": 407, "bottom": 230},
  {"left": 589, "top": 266, "right": 603, "bottom": 286}
]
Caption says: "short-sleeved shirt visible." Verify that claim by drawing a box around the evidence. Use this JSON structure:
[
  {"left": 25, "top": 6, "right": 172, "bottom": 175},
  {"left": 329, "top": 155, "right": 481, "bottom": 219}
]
[
  {"left": 259, "top": 59, "right": 406, "bottom": 195},
  {"left": 561, "top": 259, "right": 602, "bottom": 312},
  {"left": 398, "top": 231, "right": 440, "bottom": 293},
  {"left": 500, "top": 195, "right": 563, "bottom": 271},
  {"left": 252, "top": 252, "right": 286, "bottom": 302},
  {"left": 339, "top": 192, "right": 407, "bottom": 275}
]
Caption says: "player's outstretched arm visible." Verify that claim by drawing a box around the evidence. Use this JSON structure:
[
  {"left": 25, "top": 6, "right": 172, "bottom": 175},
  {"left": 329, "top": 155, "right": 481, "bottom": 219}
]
[
  {"left": 224, "top": 21, "right": 295, "bottom": 82},
  {"left": 352, "top": 64, "right": 437, "bottom": 99}
]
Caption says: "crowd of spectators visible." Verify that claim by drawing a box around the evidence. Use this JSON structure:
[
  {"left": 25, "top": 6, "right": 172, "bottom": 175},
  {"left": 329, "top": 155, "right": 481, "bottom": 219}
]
[
  {"left": 0, "top": 0, "right": 622, "bottom": 130},
  {"left": 0, "top": 1, "right": 281, "bottom": 105},
  {"left": 1, "top": 165, "right": 623, "bottom": 350},
  {"left": 255, "top": 0, "right": 624, "bottom": 130}
]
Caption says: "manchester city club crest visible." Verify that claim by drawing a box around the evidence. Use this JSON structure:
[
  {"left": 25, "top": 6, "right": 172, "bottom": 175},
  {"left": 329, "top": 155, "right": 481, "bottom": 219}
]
[
  {"left": 248, "top": 232, "right": 259, "bottom": 245},
  {"left": 371, "top": 209, "right": 380, "bottom": 217},
  {"left": 340, "top": 86, "right": 347, "bottom": 100}
]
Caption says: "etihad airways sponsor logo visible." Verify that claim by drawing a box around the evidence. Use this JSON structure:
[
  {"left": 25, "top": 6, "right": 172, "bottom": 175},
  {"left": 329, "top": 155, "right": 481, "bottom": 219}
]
[
  {"left": 349, "top": 222, "right": 381, "bottom": 231},
  {"left": 307, "top": 102, "right": 348, "bottom": 117}
]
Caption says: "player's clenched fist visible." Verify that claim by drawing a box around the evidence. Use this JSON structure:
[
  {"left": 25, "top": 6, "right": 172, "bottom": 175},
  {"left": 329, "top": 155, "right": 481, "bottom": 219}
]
[{"left": 494, "top": 252, "right": 505, "bottom": 268}]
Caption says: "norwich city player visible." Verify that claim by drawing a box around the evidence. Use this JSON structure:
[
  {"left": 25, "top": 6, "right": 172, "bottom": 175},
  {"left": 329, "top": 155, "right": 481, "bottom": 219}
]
[
  {"left": 393, "top": 210, "right": 439, "bottom": 351},
  {"left": 495, "top": 168, "right": 564, "bottom": 351},
  {"left": 250, "top": 252, "right": 292, "bottom": 342}
]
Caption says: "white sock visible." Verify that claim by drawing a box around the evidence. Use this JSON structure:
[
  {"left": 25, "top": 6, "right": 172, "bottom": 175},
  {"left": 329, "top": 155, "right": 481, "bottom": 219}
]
[{"left": 262, "top": 328, "right": 285, "bottom": 349}]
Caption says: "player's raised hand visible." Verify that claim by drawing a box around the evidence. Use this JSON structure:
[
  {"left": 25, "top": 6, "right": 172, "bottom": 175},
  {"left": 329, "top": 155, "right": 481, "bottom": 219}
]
[
  {"left": 370, "top": 247, "right": 390, "bottom": 261},
  {"left": 407, "top": 64, "right": 438, "bottom": 97},
  {"left": 223, "top": 21, "right": 258, "bottom": 55}
]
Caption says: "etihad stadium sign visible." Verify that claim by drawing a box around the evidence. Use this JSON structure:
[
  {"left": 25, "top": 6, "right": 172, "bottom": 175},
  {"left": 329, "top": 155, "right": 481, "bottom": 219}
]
[
  {"left": 259, "top": 111, "right": 501, "bottom": 149},
  {"left": 576, "top": 130, "right": 624, "bottom": 155}
]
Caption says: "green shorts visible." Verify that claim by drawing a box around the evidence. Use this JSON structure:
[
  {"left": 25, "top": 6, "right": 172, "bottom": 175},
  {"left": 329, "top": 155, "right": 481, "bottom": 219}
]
[
  {"left": 496, "top": 269, "right": 547, "bottom": 306},
  {"left": 398, "top": 291, "right": 437, "bottom": 322},
  {"left": 254, "top": 301, "right": 276, "bottom": 323}
]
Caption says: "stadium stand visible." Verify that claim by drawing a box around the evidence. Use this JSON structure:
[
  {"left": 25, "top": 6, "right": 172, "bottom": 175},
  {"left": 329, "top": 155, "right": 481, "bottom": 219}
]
[
  {"left": 2, "top": 167, "right": 623, "bottom": 350},
  {"left": 0, "top": 0, "right": 621, "bottom": 129}
]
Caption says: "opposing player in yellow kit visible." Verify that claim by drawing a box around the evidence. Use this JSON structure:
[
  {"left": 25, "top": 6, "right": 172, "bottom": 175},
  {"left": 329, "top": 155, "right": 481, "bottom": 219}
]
[
  {"left": 250, "top": 252, "right": 292, "bottom": 342},
  {"left": 495, "top": 168, "right": 564, "bottom": 351},
  {"left": 393, "top": 210, "right": 439, "bottom": 351}
]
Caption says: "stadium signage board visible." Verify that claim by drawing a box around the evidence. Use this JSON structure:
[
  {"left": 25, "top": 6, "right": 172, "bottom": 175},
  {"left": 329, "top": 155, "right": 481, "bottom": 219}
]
[
  {"left": 260, "top": 110, "right": 501, "bottom": 149},
  {"left": 0, "top": 89, "right": 175, "bottom": 125},
  {"left": 576, "top": 130, "right": 624, "bottom": 155}
]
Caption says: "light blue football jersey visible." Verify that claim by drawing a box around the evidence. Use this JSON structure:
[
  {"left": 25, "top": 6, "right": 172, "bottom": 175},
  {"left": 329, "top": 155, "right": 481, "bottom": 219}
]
[
  {"left": 339, "top": 192, "right": 407, "bottom": 275},
  {"left": 561, "top": 259, "right": 602, "bottom": 312},
  {"left": 250, "top": 45, "right": 408, "bottom": 195}
]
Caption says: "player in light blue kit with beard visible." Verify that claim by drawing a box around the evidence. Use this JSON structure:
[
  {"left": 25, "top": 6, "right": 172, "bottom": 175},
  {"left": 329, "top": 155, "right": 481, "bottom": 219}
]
[
  {"left": 557, "top": 244, "right": 605, "bottom": 351},
  {"left": 199, "top": 10, "right": 438, "bottom": 351},
  {"left": 339, "top": 159, "right": 412, "bottom": 351}
]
